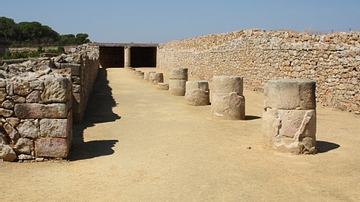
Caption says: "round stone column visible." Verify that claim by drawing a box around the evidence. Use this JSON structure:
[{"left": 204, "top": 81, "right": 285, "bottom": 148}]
[
  {"left": 185, "top": 81, "right": 210, "bottom": 106},
  {"left": 211, "top": 76, "right": 245, "bottom": 120},
  {"left": 169, "top": 68, "right": 188, "bottom": 96},
  {"left": 144, "top": 71, "right": 156, "bottom": 81},
  {"left": 124, "top": 46, "right": 131, "bottom": 68},
  {"left": 262, "top": 79, "right": 317, "bottom": 154},
  {"left": 149, "top": 72, "right": 164, "bottom": 85}
]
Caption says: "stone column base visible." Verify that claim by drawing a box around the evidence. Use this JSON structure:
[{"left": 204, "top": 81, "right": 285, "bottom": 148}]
[
  {"left": 211, "top": 92, "right": 245, "bottom": 120},
  {"left": 262, "top": 108, "right": 317, "bottom": 154}
]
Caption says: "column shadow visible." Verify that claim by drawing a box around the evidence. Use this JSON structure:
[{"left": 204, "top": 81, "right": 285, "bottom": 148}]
[
  {"left": 316, "top": 141, "right": 340, "bottom": 153},
  {"left": 245, "top": 115, "right": 261, "bottom": 120},
  {"left": 68, "top": 68, "right": 121, "bottom": 161}
]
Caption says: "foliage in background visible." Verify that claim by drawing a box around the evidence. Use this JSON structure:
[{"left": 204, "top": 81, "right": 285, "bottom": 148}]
[
  {"left": 0, "top": 46, "right": 65, "bottom": 60},
  {"left": 0, "top": 16, "right": 90, "bottom": 46}
]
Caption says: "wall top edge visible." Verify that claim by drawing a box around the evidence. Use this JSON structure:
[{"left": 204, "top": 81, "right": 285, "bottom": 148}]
[{"left": 90, "top": 42, "right": 158, "bottom": 47}]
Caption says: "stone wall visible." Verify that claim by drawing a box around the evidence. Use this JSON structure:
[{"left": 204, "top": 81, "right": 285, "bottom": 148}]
[
  {"left": 51, "top": 45, "right": 99, "bottom": 122},
  {"left": 0, "top": 44, "right": 99, "bottom": 161},
  {"left": 157, "top": 29, "right": 360, "bottom": 114}
]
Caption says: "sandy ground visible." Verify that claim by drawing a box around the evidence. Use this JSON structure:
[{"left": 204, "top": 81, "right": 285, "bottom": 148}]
[{"left": 1, "top": 67, "right": 360, "bottom": 202}]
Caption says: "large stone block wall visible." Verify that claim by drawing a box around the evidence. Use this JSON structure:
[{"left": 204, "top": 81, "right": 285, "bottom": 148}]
[
  {"left": 52, "top": 45, "right": 99, "bottom": 122},
  {"left": 0, "top": 63, "right": 72, "bottom": 161},
  {"left": 157, "top": 29, "right": 360, "bottom": 114},
  {"left": 0, "top": 44, "right": 99, "bottom": 161}
]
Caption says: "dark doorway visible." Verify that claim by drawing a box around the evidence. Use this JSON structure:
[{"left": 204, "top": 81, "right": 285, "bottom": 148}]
[
  {"left": 131, "top": 47, "right": 157, "bottom": 67},
  {"left": 99, "top": 47, "right": 124, "bottom": 68}
]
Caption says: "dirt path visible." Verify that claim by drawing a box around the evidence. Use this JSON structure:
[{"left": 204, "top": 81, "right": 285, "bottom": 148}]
[{"left": 1, "top": 68, "right": 360, "bottom": 202}]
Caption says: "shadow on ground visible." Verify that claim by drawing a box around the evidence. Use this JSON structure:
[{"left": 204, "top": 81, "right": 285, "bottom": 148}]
[
  {"left": 67, "top": 68, "right": 121, "bottom": 161},
  {"left": 316, "top": 140, "right": 340, "bottom": 153},
  {"left": 245, "top": 115, "right": 261, "bottom": 120}
]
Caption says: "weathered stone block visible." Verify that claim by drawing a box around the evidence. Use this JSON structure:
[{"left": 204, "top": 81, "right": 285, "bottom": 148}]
[
  {"left": 0, "top": 108, "right": 13, "bottom": 117},
  {"left": 6, "top": 117, "right": 20, "bottom": 127},
  {"left": 3, "top": 123, "right": 19, "bottom": 142},
  {"left": 40, "top": 119, "right": 69, "bottom": 138},
  {"left": 264, "top": 79, "right": 316, "bottom": 110},
  {"left": 157, "top": 83, "right": 169, "bottom": 90},
  {"left": 149, "top": 73, "right": 164, "bottom": 84},
  {"left": 262, "top": 108, "right": 317, "bottom": 154},
  {"left": 211, "top": 92, "right": 245, "bottom": 120},
  {"left": 2, "top": 100, "right": 14, "bottom": 109},
  {"left": 14, "top": 103, "right": 68, "bottom": 119},
  {"left": 35, "top": 138, "right": 69, "bottom": 158},
  {"left": 14, "top": 81, "right": 32, "bottom": 96},
  {"left": 0, "top": 144, "right": 17, "bottom": 162},
  {"left": 41, "top": 77, "right": 71, "bottom": 103},
  {"left": 169, "top": 68, "right": 188, "bottom": 80},
  {"left": 26, "top": 90, "right": 41, "bottom": 103},
  {"left": 144, "top": 71, "right": 156, "bottom": 81},
  {"left": 169, "top": 80, "right": 187, "bottom": 96},
  {"left": 0, "top": 79, "right": 6, "bottom": 88},
  {"left": 185, "top": 81, "right": 210, "bottom": 106},
  {"left": 16, "top": 120, "right": 39, "bottom": 139},
  {"left": 30, "top": 80, "right": 44, "bottom": 91},
  {"left": 60, "top": 63, "right": 81, "bottom": 76},
  {"left": 12, "top": 95, "right": 26, "bottom": 103},
  {"left": 0, "top": 89, "right": 6, "bottom": 102},
  {"left": 212, "top": 76, "right": 243, "bottom": 95},
  {"left": 6, "top": 82, "right": 13, "bottom": 96},
  {"left": 14, "top": 138, "right": 34, "bottom": 154}
]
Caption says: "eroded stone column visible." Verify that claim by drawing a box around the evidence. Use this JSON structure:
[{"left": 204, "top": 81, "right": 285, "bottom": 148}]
[
  {"left": 211, "top": 76, "right": 245, "bottom": 120},
  {"left": 185, "top": 81, "right": 210, "bottom": 106},
  {"left": 124, "top": 46, "right": 131, "bottom": 68},
  {"left": 149, "top": 72, "right": 164, "bottom": 84},
  {"left": 144, "top": 71, "right": 156, "bottom": 81},
  {"left": 169, "top": 68, "right": 188, "bottom": 96},
  {"left": 262, "top": 79, "right": 317, "bottom": 154}
]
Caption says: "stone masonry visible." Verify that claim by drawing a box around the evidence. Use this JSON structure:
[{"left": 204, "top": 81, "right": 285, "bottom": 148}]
[
  {"left": 0, "top": 44, "right": 99, "bottom": 161},
  {"left": 211, "top": 76, "right": 245, "bottom": 120},
  {"left": 157, "top": 29, "right": 360, "bottom": 114},
  {"left": 262, "top": 79, "right": 317, "bottom": 154}
]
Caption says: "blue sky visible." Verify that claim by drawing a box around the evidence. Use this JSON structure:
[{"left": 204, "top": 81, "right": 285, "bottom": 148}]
[{"left": 1, "top": 0, "right": 359, "bottom": 43}]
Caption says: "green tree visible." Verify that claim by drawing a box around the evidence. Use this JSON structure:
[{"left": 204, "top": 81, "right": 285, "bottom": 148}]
[
  {"left": 0, "top": 17, "right": 17, "bottom": 40},
  {"left": 75, "top": 33, "right": 90, "bottom": 44}
]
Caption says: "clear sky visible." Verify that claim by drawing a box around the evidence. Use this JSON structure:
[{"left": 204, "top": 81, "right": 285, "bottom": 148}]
[{"left": 1, "top": 0, "right": 359, "bottom": 43}]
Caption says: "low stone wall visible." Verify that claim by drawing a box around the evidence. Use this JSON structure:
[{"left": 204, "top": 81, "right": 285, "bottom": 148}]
[
  {"left": 0, "top": 63, "right": 72, "bottom": 161},
  {"left": 157, "top": 29, "right": 360, "bottom": 114},
  {"left": 0, "top": 44, "right": 99, "bottom": 161},
  {"left": 51, "top": 45, "right": 99, "bottom": 122}
]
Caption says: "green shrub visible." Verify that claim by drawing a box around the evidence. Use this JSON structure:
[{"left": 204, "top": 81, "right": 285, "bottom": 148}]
[{"left": 0, "top": 46, "right": 65, "bottom": 60}]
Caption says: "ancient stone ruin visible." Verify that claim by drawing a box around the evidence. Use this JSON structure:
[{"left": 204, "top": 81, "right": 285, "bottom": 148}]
[
  {"left": 158, "top": 29, "right": 360, "bottom": 115},
  {"left": 211, "top": 76, "right": 245, "bottom": 120},
  {"left": 169, "top": 68, "right": 188, "bottom": 96},
  {"left": 262, "top": 79, "right": 317, "bottom": 154},
  {"left": 185, "top": 80, "right": 210, "bottom": 106},
  {"left": 1, "top": 29, "right": 359, "bottom": 161},
  {"left": 0, "top": 45, "right": 99, "bottom": 161}
]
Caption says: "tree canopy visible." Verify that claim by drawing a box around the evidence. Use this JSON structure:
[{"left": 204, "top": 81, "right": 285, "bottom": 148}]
[{"left": 0, "top": 17, "right": 91, "bottom": 46}]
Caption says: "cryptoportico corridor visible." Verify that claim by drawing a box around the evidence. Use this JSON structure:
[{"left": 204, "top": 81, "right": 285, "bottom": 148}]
[{"left": 1, "top": 67, "right": 360, "bottom": 201}]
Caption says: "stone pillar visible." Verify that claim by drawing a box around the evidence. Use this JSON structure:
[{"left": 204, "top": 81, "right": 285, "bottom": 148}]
[
  {"left": 157, "top": 83, "right": 169, "bottom": 90},
  {"left": 144, "top": 71, "right": 156, "bottom": 81},
  {"left": 211, "top": 76, "right": 245, "bottom": 120},
  {"left": 149, "top": 73, "right": 164, "bottom": 84},
  {"left": 124, "top": 46, "right": 131, "bottom": 68},
  {"left": 185, "top": 81, "right": 210, "bottom": 106},
  {"left": 169, "top": 68, "right": 188, "bottom": 96},
  {"left": 134, "top": 70, "right": 144, "bottom": 78},
  {"left": 262, "top": 79, "right": 317, "bottom": 154}
]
